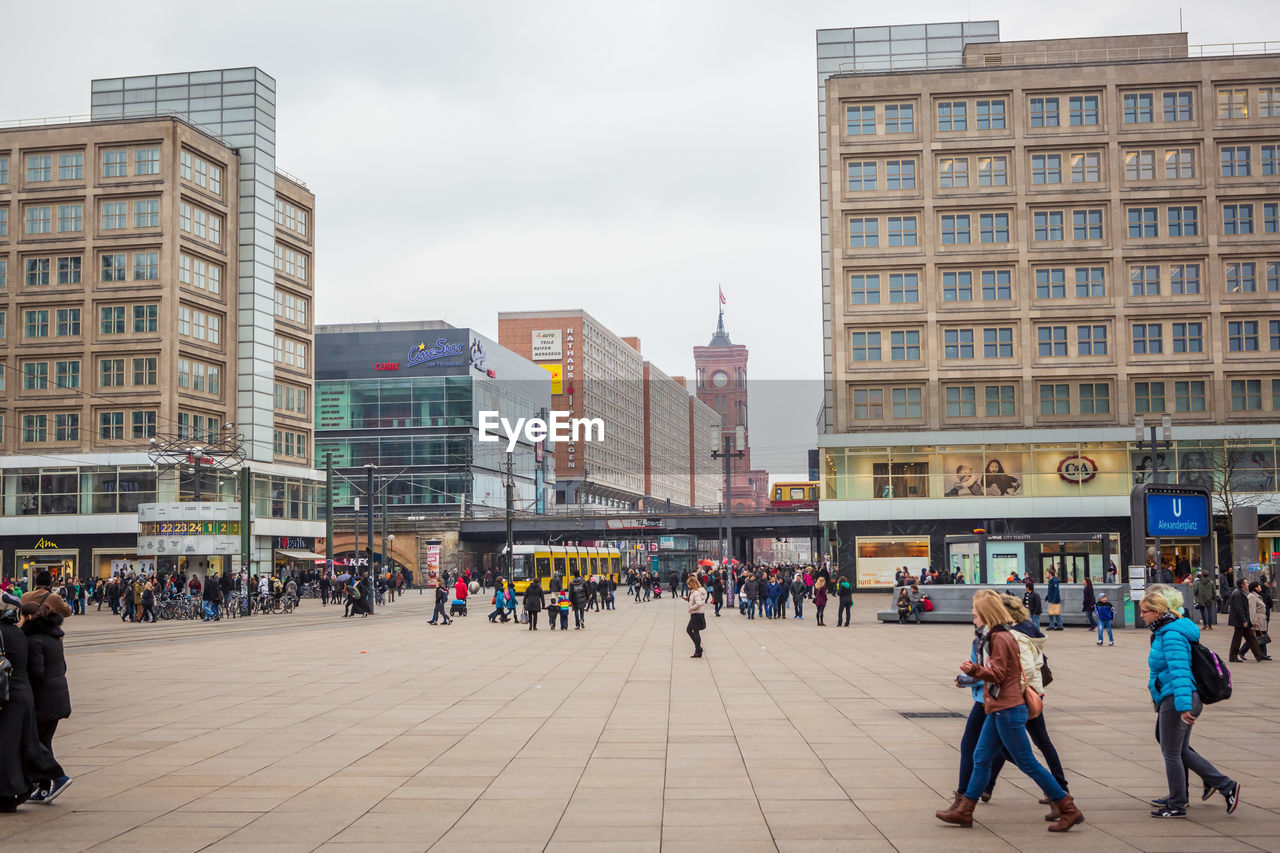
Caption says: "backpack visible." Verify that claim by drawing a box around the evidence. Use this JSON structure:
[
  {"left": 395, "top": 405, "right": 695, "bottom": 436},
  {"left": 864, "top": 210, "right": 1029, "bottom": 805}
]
[
  {"left": 921, "top": 596, "right": 934, "bottom": 612},
  {"left": 1190, "top": 641, "right": 1232, "bottom": 704}
]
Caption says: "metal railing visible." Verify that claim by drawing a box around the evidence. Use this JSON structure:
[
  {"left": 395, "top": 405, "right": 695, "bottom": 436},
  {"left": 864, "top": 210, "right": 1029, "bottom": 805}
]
[{"left": 837, "top": 40, "right": 1280, "bottom": 74}]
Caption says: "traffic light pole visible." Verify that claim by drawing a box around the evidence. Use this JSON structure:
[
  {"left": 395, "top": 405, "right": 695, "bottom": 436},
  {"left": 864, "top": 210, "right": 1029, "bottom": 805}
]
[{"left": 711, "top": 434, "right": 745, "bottom": 565}]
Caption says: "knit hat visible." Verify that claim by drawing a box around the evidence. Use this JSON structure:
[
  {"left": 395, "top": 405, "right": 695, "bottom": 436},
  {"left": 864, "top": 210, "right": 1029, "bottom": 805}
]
[
  {"left": 20, "top": 589, "right": 72, "bottom": 618},
  {"left": 35, "top": 570, "right": 53, "bottom": 588}
]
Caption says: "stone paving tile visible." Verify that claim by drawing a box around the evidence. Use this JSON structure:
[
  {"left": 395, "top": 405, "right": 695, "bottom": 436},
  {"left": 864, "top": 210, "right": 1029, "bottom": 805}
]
[{"left": 1, "top": 594, "right": 1275, "bottom": 853}]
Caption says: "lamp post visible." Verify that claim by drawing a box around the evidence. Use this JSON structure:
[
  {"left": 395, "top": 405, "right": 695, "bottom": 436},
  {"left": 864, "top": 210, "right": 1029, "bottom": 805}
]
[
  {"left": 1136, "top": 414, "right": 1173, "bottom": 574},
  {"left": 387, "top": 534, "right": 395, "bottom": 592}
]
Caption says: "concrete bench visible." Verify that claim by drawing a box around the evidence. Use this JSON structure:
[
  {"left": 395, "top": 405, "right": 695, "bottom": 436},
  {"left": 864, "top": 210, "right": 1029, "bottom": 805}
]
[{"left": 873, "top": 583, "right": 1161, "bottom": 627}]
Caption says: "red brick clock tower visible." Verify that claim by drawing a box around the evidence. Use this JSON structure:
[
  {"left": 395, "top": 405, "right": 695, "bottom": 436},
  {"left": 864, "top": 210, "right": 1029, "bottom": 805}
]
[{"left": 693, "top": 306, "right": 770, "bottom": 511}]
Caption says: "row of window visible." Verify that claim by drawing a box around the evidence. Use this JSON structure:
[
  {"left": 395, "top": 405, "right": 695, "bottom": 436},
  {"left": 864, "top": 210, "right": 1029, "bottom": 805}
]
[
  {"left": 3, "top": 148, "right": 161, "bottom": 186},
  {"left": 177, "top": 202, "right": 222, "bottom": 247},
  {"left": 1, "top": 198, "right": 160, "bottom": 238},
  {"left": 273, "top": 289, "right": 308, "bottom": 326},
  {"left": 850, "top": 378, "right": 1280, "bottom": 422},
  {"left": 178, "top": 151, "right": 223, "bottom": 196},
  {"left": 176, "top": 358, "right": 222, "bottom": 396},
  {"left": 274, "top": 334, "right": 308, "bottom": 371},
  {"left": 16, "top": 356, "right": 158, "bottom": 391},
  {"left": 848, "top": 260, "right": 1278, "bottom": 307},
  {"left": 273, "top": 244, "right": 309, "bottom": 283},
  {"left": 176, "top": 411, "right": 224, "bottom": 442},
  {"left": 845, "top": 202, "right": 1278, "bottom": 248},
  {"left": 849, "top": 319, "right": 1280, "bottom": 362},
  {"left": 96, "top": 410, "right": 158, "bottom": 440},
  {"left": 274, "top": 381, "right": 309, "bottom": 415},
  {"left": 273, "top": 428, "right": 308, "bottom": 460},
  {"left": 274, "top": 198, "right": 309, "bottom": 238},
  {"left": 177, "top": 305, "right": 222, "bottom": 345},
  {"left": 841, "top": 85, "right": 1280, "bottom": 138},
  {"left": 177, "top": 253, "right": 223, "bottom": 296},
  {"left": 2, "top": 252, "right": 159, "bottom": 286}
]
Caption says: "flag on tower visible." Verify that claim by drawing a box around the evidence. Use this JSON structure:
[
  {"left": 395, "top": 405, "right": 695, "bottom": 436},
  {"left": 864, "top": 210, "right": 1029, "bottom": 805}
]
[{"left": 719, "top": 285, "right": 726, "bottom": 305}]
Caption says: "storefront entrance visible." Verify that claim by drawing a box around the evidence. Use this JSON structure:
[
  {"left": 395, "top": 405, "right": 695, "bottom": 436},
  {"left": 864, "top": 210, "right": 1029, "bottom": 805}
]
[{"left": 1040, "top": 552, "right": 1092, "bottom": 584}]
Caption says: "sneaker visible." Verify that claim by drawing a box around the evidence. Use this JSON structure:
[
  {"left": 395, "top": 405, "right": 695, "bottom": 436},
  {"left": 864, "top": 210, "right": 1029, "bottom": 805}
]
[
  {"left": 1201, "top": 785, "right": 1214, "bottom": 802},
  {"left": 41, "top": 777, "right": 71, "bottom": 804},
  {"left": 27, "top": 787, "right": 50, "bottom": 804},
  {"left": 1224, "top": 782, "right": 1242, "bottom": 815},
  {"left": 1097, "top": 641, "right": 1103, "bottom": 645},
  {"left": 1150, "top": 795, "right": 1171, "bottom": 806},
  {"left": 1109, "top": 642, "right": 1114, "bottom": 646},
  {"left": 1151, "top": 805, "right": 1187, "bottom": 818}
]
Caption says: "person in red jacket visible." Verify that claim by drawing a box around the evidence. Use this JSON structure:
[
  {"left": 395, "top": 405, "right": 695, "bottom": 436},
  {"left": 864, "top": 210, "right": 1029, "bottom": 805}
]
[{"left": 453, "top": 577, "right": 468, "bottom": 602}]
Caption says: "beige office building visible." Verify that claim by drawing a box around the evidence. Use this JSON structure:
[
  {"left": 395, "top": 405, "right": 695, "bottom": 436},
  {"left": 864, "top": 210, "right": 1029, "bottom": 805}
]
[
  {"left": 0, "top": 69, "right": 321, "bottom": 581},
  {"left": 818, "top": 27, "right": 1280, "bottom": 587}
]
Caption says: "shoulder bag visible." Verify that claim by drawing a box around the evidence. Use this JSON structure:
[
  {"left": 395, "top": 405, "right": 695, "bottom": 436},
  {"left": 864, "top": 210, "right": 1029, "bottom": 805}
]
[
  {"left": 1021, "top": 671, "right": 1043, "bottom": 719},
  {"left": 0, "top": 629, "right": 12, "bottom": 709}
]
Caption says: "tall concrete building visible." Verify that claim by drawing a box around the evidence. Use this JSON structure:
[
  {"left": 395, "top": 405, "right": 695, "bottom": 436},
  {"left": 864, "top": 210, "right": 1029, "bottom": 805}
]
[
  {"left": 0, "top": 69, "right": 321, "bottom": 584},
  {"left": 819, "top": 27, "right": 1280, "bottom": 587}
]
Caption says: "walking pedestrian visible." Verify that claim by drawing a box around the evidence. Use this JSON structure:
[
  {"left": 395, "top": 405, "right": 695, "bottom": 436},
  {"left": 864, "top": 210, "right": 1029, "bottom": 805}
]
[
  {"left": 569, "top": 572, "right": 588, "bottom": 629},
  {"left": 428, "top": 583, "right": 453, "bottom": 625},
  {"left": 1141, "top": 586, "right": 1242, "bottom": 818},
  {"left": 1227, "top": 578, "right": 1268, "bottom": 662},
  {"left": 1081, "top": 577, "right": 1097, "bottom": 629},
  {"left": 836, "top": 575, "right": 853, "bottom": 627},
  {"left": 1022, "top": 581, "right": 1042, "bottom": 628},
  {"left": 791, "top": 573, "right": 805, "bottom": 619},
  {"left": 1193, "top": 571, "right": 1216, "bottom": 630},
  {"left": 1096, "top": 595, "right": 1115, "bottom": 645},
  {"left": 524, "top": 579, "right": 545, "bottom": 631},
  {"left": 685, "top": 575, "right": 707, "bottom": 659},
  {"left": 19, "top": 590, "right": 73, "bottom": 804},
  {"left": 813, "top": 578, "right": 828, "bottom": 626},
  {"left": 1044, "top": 569, "right": 1063, "bottom": 631},
  {"left": 0, "top": 592, "right": 63, "bottom": 812}
]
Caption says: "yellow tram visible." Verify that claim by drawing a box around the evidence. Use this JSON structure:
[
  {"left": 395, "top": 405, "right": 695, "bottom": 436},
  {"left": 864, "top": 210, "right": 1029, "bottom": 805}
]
[{"left": 509, "top": 545, "right": 622, "bottom": 593}]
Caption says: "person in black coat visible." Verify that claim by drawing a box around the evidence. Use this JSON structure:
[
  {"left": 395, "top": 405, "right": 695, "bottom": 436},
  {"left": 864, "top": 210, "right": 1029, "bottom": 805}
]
[
  {"left": 1022, "top": 582, "right": 1043, "bottom": 624},
  {"left": 0, "top": 593, "right": 63, "bottom": 811},
  {"left": 523, "top": 581, "right": 546, "bottom": 631},
  {"left": 20, "top": 590, "right": 73, "bottom": 803},
  {"left": 1228, "top": 578, "right": 1268, "bottom": 662}
]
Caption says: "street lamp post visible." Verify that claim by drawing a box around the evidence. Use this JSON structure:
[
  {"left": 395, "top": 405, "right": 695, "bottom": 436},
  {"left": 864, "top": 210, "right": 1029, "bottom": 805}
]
[{"left": 1136, "top": 414, "right": 1173, "bottom": 574}]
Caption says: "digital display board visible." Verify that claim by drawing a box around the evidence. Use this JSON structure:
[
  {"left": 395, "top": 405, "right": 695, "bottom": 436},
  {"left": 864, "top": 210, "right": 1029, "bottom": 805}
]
[{"left": 139, "top": 521, "right": 241, "bottom": 536}]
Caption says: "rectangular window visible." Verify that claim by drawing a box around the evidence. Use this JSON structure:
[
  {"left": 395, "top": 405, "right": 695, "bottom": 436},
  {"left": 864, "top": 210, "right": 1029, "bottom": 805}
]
[
  {"left": 26, "top": 154, "right": 51, "bottom": 182},
  {"left": 943, "top": 328, "right": 974, "bottom": 360},
  {"left": 1037, "top": 325, "right": 1068, "bottom": 356},
  {"left": 101, "top": 201, "right": 126, "bottom": 230},
  {"left": 1077, "top": 325, "right": 1107, "bottom": 355},
  {"left": 55, "top": 308, "right": 80, "bottom": 337},
  {"left": 891, "top": 387, "right": 922, "bottom": 419},
  {"left": 99, "top": 358, "right": 125, "bottom": 387},
  {"left": 133, "top": 198, "right": 159, "bottom": 228},
  {"left": 1135, "top": 382, "right": 1166, "bottom": 413},
  {"left": 1168, "top": 206, "right": 1198, "bottom": 237},
  {"left": 99, "top": 411, "right": 124, "bottom": 440},
  {"left": 1231, "top": 379, "right": 1262, "bottom": 411},
  {"left": 23, "top": 309, "right": 49, "bottom": 338},
  {"left": 1033, "top": 210, "right": 1063, "bottom": 242},
  {"left": 1029, "top": 97, "right": 1059, "bottom": 127},
  {"left": 942, "top": 270, "right": 972, "bottom": 302},
  {"left": 890, "top": 330, "right": 920, "bottom": 361},
  {"left": 886, "top": 216, "right": 917, "bottom": 247},
  {"left": 888, "top": 273, "right": 918, "bottom": 303},
  {"left": 977, "top": 155, "right": 1007, "bottom": 186},
  {"left": 940, "top": 214, "right": 970, "bottom": 244},
  {"left": 985, "top": 385, "right": 1015, "bottom": 416},
  {"left": 852, "top": 388, "right": 883, "bottom": 420},
  {"left": 1072, "top": 208, "right": 1103, "bottom": 240},
  {"left": 1228, "top": 320, "right": 1259, "bottom": 351},
  {"left": 1128, "top": 206, "right": 1159, "bottom": 238},
  {"left": 1133, "top": 323, "right": 1163, "bottom": 354},
  {"left": 57, "top": 151, "right": 83, "bottom": 180},
  {"left": 1265, "top": 202, "right": 1279, "bottom": 234},
  {"left": 979, "top": 213, "right": 1008, "bottom": 243},
  {"left": 178, "top": 306, "right": 191, "bottom": 336},
  {"left": 1262, "top": 87, "right": 1280, "bottom": 118},
  {"left": 133, "top": 251, "right": 159, "bottom": 281},
  {"left": 849, "top": 274, "right": 880, "bottom": 304},
  {"left": 1218, "top": 88, "right": 1249, "bottom": 119},
  {"left": 1124, "top": 92, "right": 1154, "bottom": 123},
  {"left": 884, "top": 159, "right": 915, "bottom": 189},
  {"left": 1035, "top": 267, "right": 1066, "bottom": 299},
  {"left": 1031, "top": 153, "right": 1061, "bottom": 184},
  {"left": 1164, "top": 90, "right": 1194, "bottom": 121},
  {"left": 846, "top": 105, "right": 875, "bottom": 135},
  {"left": 975, "top": 99, "right": 1005, "bottom": 130},
  {"left": 0, "top": 156, "right": 7, "bottom": 184},
  {"left": 884, "top": 103, "right": 913, "bottom": 133},
  {"left": 1070, "top": 151, "right": 1100, "bottom": 183},
  {"left": 22, "top": 362, "right": 48, "bottom": 390},
  {"left": 945, "top": 385, "right": 977, "bottom": 417},
  {"left": 938, "top": 157, "right": 968, "bottom": 188},
  {"left": 1270, "top": 261, "right": 1280, "bottom": 292},
  {"left": 1227, "top": 262, "right": 1257, "bottom": 293},
  {"left": 100, "top": 306, "right": 125, "bottom": 335},
  {"left": 1074, "top": 266, "right": 1105, "bottom": 298},
  {"left": 177, "top": 358, "right": 190, "bottom": 389},
  {"left": 1221, "top": 146, "right": 1251, "bottom": 177},
  {"left": 132, "top": 304, "right": 158, "bottom": 333},
  {"left": 1175, "top": 381, "right": 1206, "bottom": 412},
  {"left": 1263, "top": 144, "right": 1279, "bottom": 176},
  {"left": 937, "top": 101, "right": 967, "bottom": 131},
  {"left": 57, "top": 204, "right": 82, "bottom": 233},
  {"left": 135, "top": 147, "right": 160, "bottom": 175},
  {"left": 849, "top": 331, "right": 881, "bottom": 361},
  {"left": 847, "top": 160, "right": 877, "bottom": 191},
  {"left": 102, "top": 149, "right": 127, "bottom": 177},
  {"left": 1224, "top": 204, "right": 1254, "bottom": 235},
  {"left": 1273, "top": 320, "right": 1280, "bottom": 351},
  {"left": 1165, "top": 147, "right": 1196, "bottom": 179},
  {"left": 55, "top": 256, "right": 80, "bottom": 285},
  {"left": 1171, "top": 263, "right": 1201, "bottom": 295},
  {"left": 22, "top": 414, "right": 47, "bottom": 443},
  {"left": 131, "top": 410, "right": 157, "bottom": 439},
  {"left": 1039, "top": 384, "right": 1070, "bottom": 415},
  {"left": 26, "top": 257, "right": 50, "bottom": 286},
  {"left": 54, "top": 360, "right": 79, "bottom": 389},
  {"left": 1069, "top": 95, "right": 1099, "bottom": 126},
  {"left": 1125, "top": 149, "right": 1156, "bottom": 180},
  {"left": 100, "top": 253, "right": 126, "bottom": 282},
  {"left": 25, "top": 205, "right": 51, "bottom": 235},
  {"left": 0, "top": 209, "right": 6, "bottom": 236},
  {"left": 1079, "top": 383, "right": 1110, "bottom": 414},
  {"left": 983, "top": 327, "right": 1014, "bottom": 358},
  {"left": 981, "top": 269, "right": 1011, "bottom": 301},
  {"left": 132, "top": 357, "right": 157, "bottom": 386},
  {"left": 1172, "top": 322, "right": 1204, "bottom": 353},
  {"left": 848, "top": 217, "right": 878, "bottom": 248}
]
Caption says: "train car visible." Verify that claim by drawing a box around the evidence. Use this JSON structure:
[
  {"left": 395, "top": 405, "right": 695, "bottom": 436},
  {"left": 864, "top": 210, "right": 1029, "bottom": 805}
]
[
  {"left": 770, "top": 480, "right": 819, "bottom": 510},
  {"left": 511, "top": 545, "right": 621, "bottom": 592}
]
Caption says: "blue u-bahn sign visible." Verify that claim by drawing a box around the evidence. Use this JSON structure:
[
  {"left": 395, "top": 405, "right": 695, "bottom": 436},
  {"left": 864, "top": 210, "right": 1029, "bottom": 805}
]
[{"left": 1145, "top": 492, "right": 1209, "bottom": 537}]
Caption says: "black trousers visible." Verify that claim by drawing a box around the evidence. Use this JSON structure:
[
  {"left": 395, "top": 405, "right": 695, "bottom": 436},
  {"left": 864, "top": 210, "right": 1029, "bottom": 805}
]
[
  {"left": 687, "top": 613, "right": 706, "bottom": 653},
  {"left": 1230, "top": 624, "right": 1266, "bottom": 661},
  {"left": 528, "top": 610, "right": 539, "bottom": 629},
  {"left": 35, "top": 718, "right": 65, "bottom": 785}
]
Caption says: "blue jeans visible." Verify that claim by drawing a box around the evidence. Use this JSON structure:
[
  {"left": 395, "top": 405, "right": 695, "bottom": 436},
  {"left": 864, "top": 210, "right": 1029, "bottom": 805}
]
[
  {"left": 1047, "top": 608, "right": 1062, "bottom": 629},
  {"left": 794, "top": 598, "right": 803, "bottom": 618},
  {"left": 202, "top": 600, "right": 218, "bottom": 620},
  {"left": 1098, "top": 619, "right": 1113, "bottom": 643},
  {"left": 964, "top": 705, "right": 1067, "bottom": 802}
]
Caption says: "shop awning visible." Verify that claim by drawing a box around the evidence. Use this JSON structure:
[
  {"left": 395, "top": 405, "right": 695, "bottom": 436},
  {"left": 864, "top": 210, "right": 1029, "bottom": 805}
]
[{"left": 277, "top": 549, "right": 328, "bottom": 561}]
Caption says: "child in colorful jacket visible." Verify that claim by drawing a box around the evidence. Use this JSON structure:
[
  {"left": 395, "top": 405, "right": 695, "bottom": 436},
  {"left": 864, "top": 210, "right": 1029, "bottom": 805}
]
[{"left": 1096, "top": 595, "right": 1115, "bottom": 646}]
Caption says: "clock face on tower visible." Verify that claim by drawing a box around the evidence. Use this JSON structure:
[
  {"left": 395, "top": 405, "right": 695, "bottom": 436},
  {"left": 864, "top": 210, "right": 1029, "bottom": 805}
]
[{"left": 711, "top": 370, "right": 729, "bottom": 388}]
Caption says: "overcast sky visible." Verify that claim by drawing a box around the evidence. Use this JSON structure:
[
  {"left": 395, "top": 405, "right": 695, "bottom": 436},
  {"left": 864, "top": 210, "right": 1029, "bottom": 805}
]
[{"left": 5, "top": 0, "right": 1271, "bottom": 479}]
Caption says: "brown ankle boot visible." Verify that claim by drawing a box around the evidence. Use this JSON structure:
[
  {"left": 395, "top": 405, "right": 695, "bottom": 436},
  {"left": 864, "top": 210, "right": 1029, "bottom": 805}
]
[
  {"left": 946, "top": 790, "right": 962, "bottom": 811},
  {"left": 1043, "top": 798, "right": 1060, "bottom": 821},
  {"left": 1047, "top": 795, "right": 1083, "bottom": 832},
  {"left": 935, "top": 796, "right": 977, "bottom": 827}
]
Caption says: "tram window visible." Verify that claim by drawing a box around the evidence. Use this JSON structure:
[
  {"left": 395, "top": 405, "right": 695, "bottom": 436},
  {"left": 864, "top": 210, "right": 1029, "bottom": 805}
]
[
  {"left": 590, "top": 558, "right": 598, "bottom": 572},
  {"left": 554, "top": 557, "right": 566, "bottom": 575},
  {"left": 568, "top": 557, "right": 577, "bottom": 573},
  {"left": 536, "top": 557, "right": 551, "bottom": 578}
]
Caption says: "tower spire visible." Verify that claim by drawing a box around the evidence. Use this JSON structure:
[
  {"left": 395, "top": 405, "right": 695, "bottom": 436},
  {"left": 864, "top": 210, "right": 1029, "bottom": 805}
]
[{"left": 709, "top": 287, "right": 733, "bottom": 346}]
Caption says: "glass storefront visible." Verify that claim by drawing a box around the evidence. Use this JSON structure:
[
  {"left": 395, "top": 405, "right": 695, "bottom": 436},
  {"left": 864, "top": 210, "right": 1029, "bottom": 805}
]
[
  {"left": 1, "top": 467, "right": 158, "bottom": 517},
  {"left": 944, "top": 533, "right": 1121, "bottom": 584},
  {"left": 855, "top": 536, "right": 930, "bottom": 588}
]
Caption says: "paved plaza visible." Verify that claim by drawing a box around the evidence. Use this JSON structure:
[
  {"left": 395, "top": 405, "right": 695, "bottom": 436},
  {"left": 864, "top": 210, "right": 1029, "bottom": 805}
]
[{"left": 2, "top": 591, "right": 1279, "bottom": 852}]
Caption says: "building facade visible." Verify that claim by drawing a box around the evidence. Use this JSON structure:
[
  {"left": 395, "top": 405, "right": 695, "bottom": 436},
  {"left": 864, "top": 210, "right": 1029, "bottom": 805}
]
[
  {"left": 314, "top": 322, "right": 552, "bottom": 514},
  {"left": 693, "top": 310, "right": 770, "bottom": 510},
  {"left": 0, "top": 68, "right": 322, "bottom": 585},
  {"left": 819, "top": 28, "right": 1280, "bottom": 587},
  {"left": 642, "top": 361, "right": 691, "bottom": 507}
]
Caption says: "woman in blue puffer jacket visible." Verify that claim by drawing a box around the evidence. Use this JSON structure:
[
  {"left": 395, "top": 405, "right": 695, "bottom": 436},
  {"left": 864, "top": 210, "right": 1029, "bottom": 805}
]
[{"left": 1142, "top": 586, "right": 1241, "bottom": 819}]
